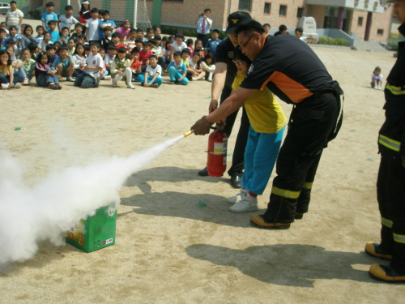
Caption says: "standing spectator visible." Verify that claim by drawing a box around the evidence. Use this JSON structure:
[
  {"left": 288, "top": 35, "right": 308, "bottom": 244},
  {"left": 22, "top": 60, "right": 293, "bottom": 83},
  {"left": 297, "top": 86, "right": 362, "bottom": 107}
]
[
  {"left": 295, "top": 27, "right": 306, "bottom": 42},
  {"left": 263, "top": 23, "right": 271, "bottom": 34},
  {"left": 98, "top": 10, "right": 116, "bottom": 41},
  {"left": 5, "top": 1, "right": 24, "bottom": 33},
  {"left": 59, "top": 5, "right": 79, "bottom": 32},
  {"left": 206, "top": 29, "right": 221, "bottom": 55},
  {"left": 274, "top": 24, "right": 288, "bottom": 36},
  {"left": 79, "top": 1, "right": 91, "bottom": 25},
  {"left": 41, "top": 2, "right": 59, "bottom": 32},
  {"left": 86, "top": 8, "right": 100, "bottom": 44},
  {"left": 196, "top": 8, "right": 212, "bottom": 47}
]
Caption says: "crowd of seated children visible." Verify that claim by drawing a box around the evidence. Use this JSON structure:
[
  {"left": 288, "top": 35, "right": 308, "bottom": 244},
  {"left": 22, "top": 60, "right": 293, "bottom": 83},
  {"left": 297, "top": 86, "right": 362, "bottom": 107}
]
[{"left": 111, "top": 47, "right": 134, "bottom": 89}]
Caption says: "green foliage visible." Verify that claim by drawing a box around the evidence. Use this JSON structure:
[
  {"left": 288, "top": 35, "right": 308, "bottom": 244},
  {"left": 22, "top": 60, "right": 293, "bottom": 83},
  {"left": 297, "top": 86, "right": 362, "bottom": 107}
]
[
  {"left": 159, "top": 25, "right": 227, "bottom": 40},
  {"left": 28, "top": 10, "right": 42, "bottom": 20},
  {"left": 317, "top": 36, "right": 348, "bottom": 46}
]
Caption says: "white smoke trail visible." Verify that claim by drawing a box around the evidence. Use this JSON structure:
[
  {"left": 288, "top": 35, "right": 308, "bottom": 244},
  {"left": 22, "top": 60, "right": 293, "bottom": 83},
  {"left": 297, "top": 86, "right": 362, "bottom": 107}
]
[{"left": 0, "top": 135, "right": 184, "bottom": 266}]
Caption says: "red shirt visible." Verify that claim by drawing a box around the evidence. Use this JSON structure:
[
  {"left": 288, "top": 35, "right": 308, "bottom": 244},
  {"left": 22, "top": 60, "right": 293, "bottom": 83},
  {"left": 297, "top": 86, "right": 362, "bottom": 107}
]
[
  {"left": 139, "top": 50, "right": 152, "bottom": 66},
  {"left": 131, "top": 60, "right": 140, "bottom": 71}
]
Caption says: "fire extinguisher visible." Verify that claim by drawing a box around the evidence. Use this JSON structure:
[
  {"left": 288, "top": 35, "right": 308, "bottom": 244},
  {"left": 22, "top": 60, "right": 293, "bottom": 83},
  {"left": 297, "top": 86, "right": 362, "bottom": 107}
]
[{"left": 207, "top": 122, "right": 228, "bottom": 177}]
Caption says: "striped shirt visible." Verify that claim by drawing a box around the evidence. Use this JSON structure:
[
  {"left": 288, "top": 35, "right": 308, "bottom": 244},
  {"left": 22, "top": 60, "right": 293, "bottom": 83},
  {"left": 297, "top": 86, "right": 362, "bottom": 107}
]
[{"left": 6, "top": 9, "right": 24, "bottom": 28}]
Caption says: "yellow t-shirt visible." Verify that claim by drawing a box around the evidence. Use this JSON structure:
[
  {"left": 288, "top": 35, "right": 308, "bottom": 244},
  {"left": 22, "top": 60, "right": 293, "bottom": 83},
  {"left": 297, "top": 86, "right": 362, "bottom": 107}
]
[
  {"left": 0, "top": 65, "right": 12, "bottom": 76},
  {"left": 232, "top": 72, "right": 286, "bottom": 134}
]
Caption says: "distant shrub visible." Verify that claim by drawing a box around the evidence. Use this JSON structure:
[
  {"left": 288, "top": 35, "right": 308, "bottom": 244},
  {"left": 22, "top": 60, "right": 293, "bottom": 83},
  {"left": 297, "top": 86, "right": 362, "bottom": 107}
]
[{"left": 317, "top": 36, "right": 348, "bottom": 46}]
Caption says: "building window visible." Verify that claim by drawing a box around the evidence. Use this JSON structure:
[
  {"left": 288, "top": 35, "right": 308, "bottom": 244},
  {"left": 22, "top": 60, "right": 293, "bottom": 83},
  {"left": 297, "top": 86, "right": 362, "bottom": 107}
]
[
  {"left": 297, "top": 7, "right": 303, "bottom": 18},
  {"left": 377, "top": 29, "right": 384, "bottom": 35},
  {"left": 239, "top": 0, "right": 251, "bottom": 11},
  {"left": 358, "top": 17, "right": 363, "bottom": 26},
  {"left": 264, "top": 2, "right": 271, "bottom": 14},
  {"left": 279, "top": 5, "right": 287, "bottom": 16}
]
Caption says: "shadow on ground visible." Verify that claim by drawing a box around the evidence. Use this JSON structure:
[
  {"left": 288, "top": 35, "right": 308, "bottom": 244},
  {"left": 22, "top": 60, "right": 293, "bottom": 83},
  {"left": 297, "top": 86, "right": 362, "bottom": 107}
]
[{"left": 186, "top": 244, "right": 385, "bottom": 287}]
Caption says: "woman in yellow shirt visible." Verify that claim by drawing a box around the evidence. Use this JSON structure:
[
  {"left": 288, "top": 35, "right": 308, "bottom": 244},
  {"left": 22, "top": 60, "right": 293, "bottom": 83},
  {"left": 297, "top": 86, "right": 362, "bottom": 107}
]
[{"left": 227, "top": 47, "right": 286, "bottom": 213}]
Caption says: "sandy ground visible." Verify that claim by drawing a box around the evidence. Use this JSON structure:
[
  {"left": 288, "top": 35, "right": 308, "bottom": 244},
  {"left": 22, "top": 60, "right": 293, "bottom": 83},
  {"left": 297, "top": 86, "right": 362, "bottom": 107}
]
[{"left": 1, "top": 18, "right": 404, "bottom": 303}]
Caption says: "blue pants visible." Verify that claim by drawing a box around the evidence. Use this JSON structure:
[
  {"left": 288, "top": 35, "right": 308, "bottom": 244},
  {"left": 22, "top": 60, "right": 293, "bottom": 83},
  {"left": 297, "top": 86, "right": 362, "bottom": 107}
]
[
  {"left": 0, "top": 71, "right": 22, "bottom": 84},
  {"left": 36, "top": 73, "right": 59, "bottom": 87},
  {"left": 242, "top": 125, "right": 285, "bottom": 195},
  {"left": 168, "top": 66, "right": 188, "bottom": 85},
  {"left": 137, "top": 74, "right": 162, "bottom": 86},
  {"left": 74, "top": 73, "right": 98, "bottom": 88}
]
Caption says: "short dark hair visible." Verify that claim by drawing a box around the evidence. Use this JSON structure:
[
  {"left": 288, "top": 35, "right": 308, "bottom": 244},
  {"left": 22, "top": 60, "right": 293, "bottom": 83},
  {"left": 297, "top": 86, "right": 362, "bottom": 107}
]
[
  {"left": 146, "top": 27, "right": 154, "bottom": 33},
  {"left": 61, "top": 27, "right": 69, "bottom": 32},
  {"left": 149, "top": 55, "right": 157, "bottom": 60},
  {"left": 149, "top": 39, "right": 156, "bottom": 45},
  {"left": 27, "top": 42, "right": 38, "bottom": 52},
  {"left": 173, "top": 51, "right": 181, "bottom": 57},
  {"left": 36, "top": 25, "right": 44, "bottom": 30},
  {"left": 0, "top": 29, "right": 6, "bottom": 34},
  {"left": 89, "top": 42, "right": 100, "bottom": 48},
  {"left": 117, "top": 47, "right": 126, "bottom": 53},
  {"left": 186, "top": 38, "right": 193, "bottom": 46},
  {"left": 129, "top": 28, "right": 137, "bottom": 33},
  {"left": 295, "top": 27, "right": 303, "bottom": 33},
  {"left": 154, "top": 35, "right": 161, "bottom": 40},
  {"left": 46, "top": 2, "right": 54, "bottom": 7},
  {"left": 135, "top": 38, "right": 143, "bottom": 43},
  {"left": 65, "top": 5, "right": 73, "bottom": 10},
  {"left": 6, "top": 38, "right": 16, "bottom": 44},
  {"left": 59, "top": 45, "right": 68, "bottom": 51},
  {"left": 181, "top": 48, "right": 190, "bottom": 54},
  {"left": 204, "top": 8, "right": 211, "bottom": 13},
  {"left": 83, "top": 44, "right": 90, "bottom": 51},
  {"left": 130, "top": 48, "right": 139, "bottom": 54},
  {"left": 46, "top": 44, "right": 56, "bottom": 50},
  {"left": 175, "top": 33, "right": 184, "bottom": 40},
  {"left": 103, "top": 10, "right": 110, "bottom": 15},
  {"left": 48, "top": 20, "right": 57, "bottom": 25},
  {"left": 75, "top": 23, "right": 83, "bottom": 29},
  {"left": 10, "top": 1, "right": 17, "bottom": 5},
  {"left": 103, "top": 26, "right": 112, "bottom": 32},
  {"left": 78, "top": 34, "right": 87, "bottom": 40},
  {"left": 263, "top": 23, "right": 270, "bottom": 28},
  {"left": 142, "top": 41, "right": 150, "bottom": 46},
  {"left": 279, "top": 24, "right": 287, "bottom": 31},
  {"left": 90, "top": 8, "right": 99, "bottom": 14},
  {"left": 235, "top": 20, "right": 264, "bottom": 36},
  {"left": 212, "top": 29, "right": 219, "bottom": 34},
  {"left": 112, "top": 32, "right": 121, "bottom": 38},
  {"left": 136, "top": 29, "right": 143, "bottom": 33},
  {"left": 108, "top": 45, "right": 117, "bottom": 50}
]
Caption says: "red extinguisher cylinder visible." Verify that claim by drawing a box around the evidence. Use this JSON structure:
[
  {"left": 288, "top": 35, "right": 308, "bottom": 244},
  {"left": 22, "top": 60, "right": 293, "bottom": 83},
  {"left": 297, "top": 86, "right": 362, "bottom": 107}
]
[{"left": 207, "top": 126, "right": 228, "bottom": 177}]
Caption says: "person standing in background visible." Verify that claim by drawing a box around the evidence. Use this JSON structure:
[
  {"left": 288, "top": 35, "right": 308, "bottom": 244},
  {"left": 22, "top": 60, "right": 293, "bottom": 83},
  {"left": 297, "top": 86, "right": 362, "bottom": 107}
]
[
  {"left": 6, "top": 1, "right": 23, "bottom": 33},
  {"left": 196, "top": 8, "right": 212, "bottom": 47}
]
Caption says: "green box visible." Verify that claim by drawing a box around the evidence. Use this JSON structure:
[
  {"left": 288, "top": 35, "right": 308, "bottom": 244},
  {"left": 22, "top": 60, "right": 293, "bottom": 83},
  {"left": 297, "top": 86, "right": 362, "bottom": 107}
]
[{"left": 66, "top": 205, "right": 117, "bottom": 253}]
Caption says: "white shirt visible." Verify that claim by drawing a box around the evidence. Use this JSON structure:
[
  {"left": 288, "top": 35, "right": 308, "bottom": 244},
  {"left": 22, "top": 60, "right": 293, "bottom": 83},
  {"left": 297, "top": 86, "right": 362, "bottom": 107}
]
[
  {"left": 172, "top": 41, "right": 187, "bottom": 53},
  {"left": 39, "top": 40, "right": 53, "bottom": 51},
  {"left": 152, "top": 46, "right": 162, "bottom": 56},
  {"left": 86, "top": 18, "right": 100, "bottom": 41},
  {"left": 196, "top": 17, "right": 212, "bottom": 35},
  {"left": 85, "top": 53, "right": 103, "bottom": 77},
  {"left": 146, "top": 64, "right": 162, "bottom": 77},
  {"left": 59, "top": 15, "right": 79, "bottom": 30},
  {"left": 104, "top": 54, "right": 114, "bottom": 66},
  {"left": 6, "top": 9, "right": 23, "bottom": 27}
]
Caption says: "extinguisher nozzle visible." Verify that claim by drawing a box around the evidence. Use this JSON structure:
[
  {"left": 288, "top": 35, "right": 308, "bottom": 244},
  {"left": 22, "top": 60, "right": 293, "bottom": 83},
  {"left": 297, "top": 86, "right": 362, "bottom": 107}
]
[{"left": 183, "top": 130, "right": 194, "bottom": 137}]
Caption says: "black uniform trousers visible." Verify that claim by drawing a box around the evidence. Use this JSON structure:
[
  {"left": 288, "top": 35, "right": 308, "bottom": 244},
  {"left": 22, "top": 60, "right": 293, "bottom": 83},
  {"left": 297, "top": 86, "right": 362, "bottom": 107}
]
[
  {"left": 264, "top": 88, "right": 342, "bottom": 223},
  {"left": 197, "top": 33, "right": 209, "bottom": 49},
  {"left": 220, "top": 86, "right": 250, "bottom": 176},
  {"left": 377, "top": 157, "right": 405, "bottom": 273}
]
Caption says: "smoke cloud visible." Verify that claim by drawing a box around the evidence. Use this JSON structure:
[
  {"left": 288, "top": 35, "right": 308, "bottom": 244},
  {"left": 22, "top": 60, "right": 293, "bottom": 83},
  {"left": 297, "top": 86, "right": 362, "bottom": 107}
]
[{"left": 0, "top": 135, "right": 184, "bottom": 266}]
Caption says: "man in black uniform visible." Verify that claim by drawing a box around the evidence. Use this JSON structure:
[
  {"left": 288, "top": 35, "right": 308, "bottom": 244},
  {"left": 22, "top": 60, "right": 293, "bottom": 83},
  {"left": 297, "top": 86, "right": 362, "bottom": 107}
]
[
  {"left": 366, "top": 0, "right": 405, "bottom": 283},
  {"left": 198, "top": 11, "right": 251, "bottom": 189},
  {"left": 191, "top": 20, "right": 343, "bottom": 229}
]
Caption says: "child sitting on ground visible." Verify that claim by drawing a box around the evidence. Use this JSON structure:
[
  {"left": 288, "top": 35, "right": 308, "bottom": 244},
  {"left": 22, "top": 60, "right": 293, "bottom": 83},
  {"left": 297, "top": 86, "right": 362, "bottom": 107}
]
[
  {"left": 201, "top": 53, "right": 215, "bottom": 81},
  {"left": 138, "top": 55, "right": 162, "bottom": 88},
  {"left": 38, "top": 31, "right": 52, "bottom": 52},
  {"left": 19, "top": 48, "right": 35, "bottom": 84},
  {"left": 144, "top": 28, "right": 154, "bottom": 42},
  {"left": 0, "top": 49, "right": 21, "bottom": 89},
  {"left": 19, "top": 25, "right": 37, "bottom": 50},
  {"left": 194, "top": 39, "right": 205, "bottom": 58},
  {"left": 130, "top": 48, "right": 141, "bottom": 81},
  {"left": 46, "top": 44, "right": 58, "bottom": 64},
  {"left": 35, "top": 51, "right": 60, "bottom": 89},
  {"left": 149, "top": 38, "right": 165, "bottom": 69},
  {"left": 227, "top": 47, "right": 286, "bottom": 213},
  {"left": 125, "top": 28, "right": 137, "bottom": 52},
  {"left": 67, "top": 38, "right": 76, "bottom": 56},
  {"left": 53, "top": 45, "right": 74, "bottom": 81},
  {"left": 110, "top": 32, "right": 126, "bottom": 52},
  {"left": 72, "top": 42, "right": 86, "bottom": 77},
  {"left": 74, "top": 42, "right": 103, "bottom": 88},
  {"left": 111, "top": 46, "right": 134, "bottom": 89},
  {"left": 58, "top": 27, "right": 70, "bottom": 46},
  {"left": 99, "top": 48, "right": 110, "bottom": 80},
  {"left": 35, "top": 25, "right": 44, "bottom": 45},
  {"left": 102, "top": 45, "right": 116, "bottom": 79},
  {"left": 371, "top": 66, "right": 383, "bottom": 90},
  {"left": 48, "top": 21, "right": 60, "bottom": 43},
  {"left": 115, "top": 20, "right": 131, "bottom": 43},
  {"left": 139, "top": 41, "right": 152, "bottom": 72},
  {"left": 101, "top": 26, "right": 112, "bottom": 52},
  {"left": 167, "top": 51, "right": 188, "bottom": 85},
  {"left": 70, "top": 24, "right": 84, "bottom": 42},
  {"left": 181, "top": 48, "right": 190, "bottom": 66},
  {"left": 187, "top": 52, "right": 205, "bottom": 81}
]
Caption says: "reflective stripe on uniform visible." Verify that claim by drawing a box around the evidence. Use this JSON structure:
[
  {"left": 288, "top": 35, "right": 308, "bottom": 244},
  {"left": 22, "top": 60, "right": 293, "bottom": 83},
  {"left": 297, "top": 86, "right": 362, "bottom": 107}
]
[
  {"left": 303, "top": 182, "right": 313, "bottom": 189},
  {"left": 381, "top": 216, "right": 393, "bottom": 228},
  {"left": 379, "top": 135, "right": 400, "bottom": 152},
  {"left": 271, "top": 186, "right": 300, "bottom": 199},
  {"left": 386, "top": 84, "right": 405, "bottom": 95},
  {"left": 393, "top": 233, "right": 405, "bottom": 244}
]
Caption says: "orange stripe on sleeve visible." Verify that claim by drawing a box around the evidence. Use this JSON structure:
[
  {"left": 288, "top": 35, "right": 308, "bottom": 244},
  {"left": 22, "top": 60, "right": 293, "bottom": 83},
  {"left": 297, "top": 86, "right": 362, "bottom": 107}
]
[{"left": 260, "top": 71, "right": 313, "bottom": 103}]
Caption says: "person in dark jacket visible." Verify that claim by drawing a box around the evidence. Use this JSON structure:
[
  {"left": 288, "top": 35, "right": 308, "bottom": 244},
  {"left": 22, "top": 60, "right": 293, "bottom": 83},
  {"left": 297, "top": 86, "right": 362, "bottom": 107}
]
[{"left": 366, "top": 0, "right": 405, "bottom": 283}]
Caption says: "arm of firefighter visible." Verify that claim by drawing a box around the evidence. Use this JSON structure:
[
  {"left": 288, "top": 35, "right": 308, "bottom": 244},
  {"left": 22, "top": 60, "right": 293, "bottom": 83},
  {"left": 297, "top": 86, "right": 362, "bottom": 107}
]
[
  {"left": 191, "top": 87, "right": 256, "bottom": 135},
  {"left": 209, "top": 62, "right": 227, "bottom": 113}
]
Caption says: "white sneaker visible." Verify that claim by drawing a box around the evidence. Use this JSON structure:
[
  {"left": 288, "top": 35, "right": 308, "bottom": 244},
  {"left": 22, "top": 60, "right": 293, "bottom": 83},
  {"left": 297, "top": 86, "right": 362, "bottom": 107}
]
[
  {"left": 192, "top": 77, "right": 197, "bottom": 81},
  {"left": 229, "top": 195, "right": 258, "bottom": 213},
  {"left": 112, "top": 79, "right": 118, "bottom": 87},
  {"left": 127, "top": 83, "right": 135, "bottom": 89},
  {"left": 227, "top": 187, "right": 248, "bottom": 204}
]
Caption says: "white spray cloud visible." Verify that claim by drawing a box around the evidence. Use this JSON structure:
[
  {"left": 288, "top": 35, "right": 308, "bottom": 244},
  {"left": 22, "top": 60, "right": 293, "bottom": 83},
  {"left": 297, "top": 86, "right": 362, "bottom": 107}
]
[{"left": 0, "top": 135, "right": 184, "bottom": 266}]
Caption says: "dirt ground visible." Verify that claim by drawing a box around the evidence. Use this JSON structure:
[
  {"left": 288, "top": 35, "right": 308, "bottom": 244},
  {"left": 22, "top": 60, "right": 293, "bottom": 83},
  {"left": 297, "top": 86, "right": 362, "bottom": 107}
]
[{"left": 1, "top": 17, "right": 404, "bottom": 303}]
